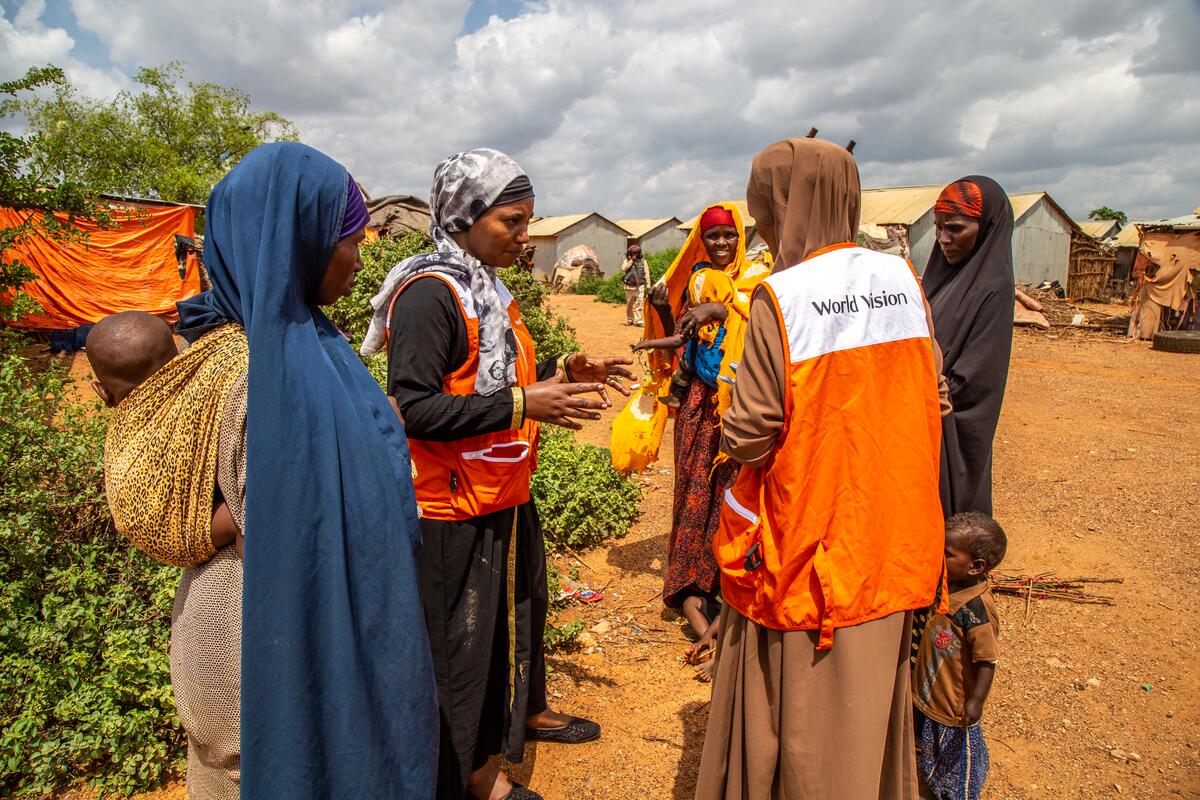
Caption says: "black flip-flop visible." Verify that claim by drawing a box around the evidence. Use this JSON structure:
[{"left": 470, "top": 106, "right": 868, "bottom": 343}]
[{"left": 525, "top": 715, "right": 601, "bottom": 744}]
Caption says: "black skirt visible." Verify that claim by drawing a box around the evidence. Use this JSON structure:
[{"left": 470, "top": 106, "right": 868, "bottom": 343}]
[{"left": 417, "top": 501, "right": 549, "bottom": 799}]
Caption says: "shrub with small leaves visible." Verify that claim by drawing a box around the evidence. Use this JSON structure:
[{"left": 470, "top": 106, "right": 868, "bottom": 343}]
[
  {"left": 571, "top": 276, "right": 605, "bottom": 296},
  {"left": 592, "top": 248, "right": 678, "bottom": 305},
  {"left": 593, "top": 273, "right": 626, "bottom": 304},
  {"left": 531, "top": 427, "right": 642, "bottom": 551},
  {"left": 497, "top": 267, "right": 580, "bottom": 359},
  {"left": 0, "top": 332, "right": 184, "bottom": 796}
]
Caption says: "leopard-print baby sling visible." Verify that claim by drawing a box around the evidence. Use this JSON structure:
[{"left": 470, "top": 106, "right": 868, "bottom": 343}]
[{"left": 103, "top": 324, "right": 248, "bottom": 567}]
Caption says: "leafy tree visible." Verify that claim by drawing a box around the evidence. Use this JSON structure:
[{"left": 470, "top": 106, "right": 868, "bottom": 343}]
[
  {"left": 0, "top": 66, "right": 113, "bottom": 321},
  {"left": 16, "top": 61, "right": 297, "bottom": 206},
  {"left": 1088, "top": 207, "right": 1128, "bottom": 227}
]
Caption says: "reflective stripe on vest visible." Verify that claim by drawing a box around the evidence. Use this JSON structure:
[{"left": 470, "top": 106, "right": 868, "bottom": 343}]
[
  {"left": 388, "top": 272, "right": 540, "bottom": 521},
  {"left": 714, "top": 243, "right": 944, "bottom": 648}
]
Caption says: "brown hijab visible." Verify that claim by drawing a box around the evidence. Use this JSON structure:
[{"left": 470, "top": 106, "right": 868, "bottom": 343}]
[{"left": 745, "top": 137, "right": 860, "bottom": 269}]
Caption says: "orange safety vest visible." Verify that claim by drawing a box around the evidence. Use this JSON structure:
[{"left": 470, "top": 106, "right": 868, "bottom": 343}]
[
  {"left": 714, "top": 243, "right": 945, "bottom": 649},
  {"left": 387, "top": 273, "right": 540, "bottom": 521}
]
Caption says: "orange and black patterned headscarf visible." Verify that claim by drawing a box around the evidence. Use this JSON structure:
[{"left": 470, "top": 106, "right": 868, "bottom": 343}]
[{"left": 934, "top": 179, "right": 984, "bottom": 218}]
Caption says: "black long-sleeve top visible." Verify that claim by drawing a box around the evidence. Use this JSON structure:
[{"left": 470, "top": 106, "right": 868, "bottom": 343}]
[{"left": 386, "top": 276, "right": 559, "bottom": 442}]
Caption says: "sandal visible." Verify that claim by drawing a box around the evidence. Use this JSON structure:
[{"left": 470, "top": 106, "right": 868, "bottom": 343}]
[{"left": 525, "top": 715, "right": 601, "bottom": 744}]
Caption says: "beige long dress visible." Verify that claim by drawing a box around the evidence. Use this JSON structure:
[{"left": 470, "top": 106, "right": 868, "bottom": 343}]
[
  {"left": 696, "top": 605, "right": 917, "bottom": 800},
  {"left": 695, "top": 284, "right": 924, "bottom": 799},
  {"left": 169, "top": 373, "right": 247, "bottom": 800}
]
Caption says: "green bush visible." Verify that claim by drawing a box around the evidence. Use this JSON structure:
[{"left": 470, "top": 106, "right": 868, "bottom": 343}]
[
  {"left": 592, "top": 248, "right": 679, "bottom": 305},
  {"left": 646, "top": 247, "right": 679, "bottom": 284},
  {"left": 571, "top": 276, "right": 605, "bottom": 296},
  {"left": 497, "top": 267, "right": 580, "bottom": 359},
  {"left": 593, "top": 273, "right": 626, "bottom": 305},
  {"left": 531, "top": 427, "right": 642, "bottom": 551},
  {"left": 0, "top": 332, "right": 183, "bottom": 796}
]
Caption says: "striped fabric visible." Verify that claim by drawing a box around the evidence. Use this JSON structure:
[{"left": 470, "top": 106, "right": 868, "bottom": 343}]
[{"left": 934, "top": 180, "right": 984, "bottom": 218}]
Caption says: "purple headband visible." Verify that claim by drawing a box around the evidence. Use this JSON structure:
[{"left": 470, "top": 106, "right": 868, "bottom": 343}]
[{"left": 340, "top": 173, "right": 370, "bottom": 239}]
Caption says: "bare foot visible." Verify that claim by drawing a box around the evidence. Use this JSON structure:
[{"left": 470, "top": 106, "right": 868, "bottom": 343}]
[
  {"left": 466, "top": 760, "right": 513, "bottom": 800},
  {"left": 527, "top": 708, "right": 574, "bottom": 729},
  {"left": 686, "top": 618, "right": 719, "bottom": 665}
]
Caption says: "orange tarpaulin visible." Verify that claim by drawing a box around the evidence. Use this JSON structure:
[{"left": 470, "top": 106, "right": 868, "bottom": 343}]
[{"left": 0, "top": 202, "right": 200, "bottom": 330}]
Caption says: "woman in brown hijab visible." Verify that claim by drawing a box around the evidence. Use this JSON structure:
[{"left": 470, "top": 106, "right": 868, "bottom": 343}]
[{"left": 694, "top": 137, "right": 947, "bottom": 800}]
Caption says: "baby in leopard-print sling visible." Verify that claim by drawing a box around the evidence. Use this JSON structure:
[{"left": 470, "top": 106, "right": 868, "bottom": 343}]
[{"left": 87, "top": 311, "right": 242, "bottom": 554}]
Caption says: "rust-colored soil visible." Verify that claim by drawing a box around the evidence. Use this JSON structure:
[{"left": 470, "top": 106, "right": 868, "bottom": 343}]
[{"left": 77, "top": 293, "right": 1199, "bottom": 800}]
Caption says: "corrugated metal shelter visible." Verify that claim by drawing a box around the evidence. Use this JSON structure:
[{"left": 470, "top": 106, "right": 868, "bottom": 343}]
[
  {"left": 617, "top": 217, "right": 685, "bottom": 256},
  {"left": 677, "top": 201, "right": 763, "bottom": 250},
  {"left": 1009, "top": 192, "right": 1082, "bottom": 286},
  {"left": 527, "top": 213, "right": 628, "bottom": 278},
  {"left": 859, "top": 186, "right": 1092, "bottom": 289},
  {"left": 1075, "top": 219, "right": 1123, "bottom": 240},
  {"left": 859, "top": 185, "right": 944, "bottom": 269}
]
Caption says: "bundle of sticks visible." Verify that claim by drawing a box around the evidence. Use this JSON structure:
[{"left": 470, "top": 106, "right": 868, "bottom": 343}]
[{"left": 989, "top": 572, "right": 1120, "bottom": 616}]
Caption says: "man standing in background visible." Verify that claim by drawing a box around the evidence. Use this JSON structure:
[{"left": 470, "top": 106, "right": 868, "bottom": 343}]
[{"left": 622, "top": 242, "right": 650, "bottom": 325}]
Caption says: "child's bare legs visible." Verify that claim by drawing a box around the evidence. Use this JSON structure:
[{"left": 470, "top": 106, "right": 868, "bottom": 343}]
[{"left": 680, "top": 595, "right": 710, "bottom": 640}]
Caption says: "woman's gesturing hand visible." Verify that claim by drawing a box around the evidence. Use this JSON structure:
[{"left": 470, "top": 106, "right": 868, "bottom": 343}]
[
  {"left": 566, "top": 354, "right": 637, "bottom": 403},
  {"left": 523, "top": 378, "right": 610, "bottom": 430}
]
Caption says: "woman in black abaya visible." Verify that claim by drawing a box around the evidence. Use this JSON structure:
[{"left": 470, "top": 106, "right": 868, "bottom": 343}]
[{"left": 923, "top": 176, "right": 1015, "bottom": 516}]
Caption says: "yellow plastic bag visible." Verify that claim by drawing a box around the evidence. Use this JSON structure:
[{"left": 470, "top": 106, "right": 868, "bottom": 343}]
[{"left": 609, "top": 385, "right": 669, "bottom": 473}]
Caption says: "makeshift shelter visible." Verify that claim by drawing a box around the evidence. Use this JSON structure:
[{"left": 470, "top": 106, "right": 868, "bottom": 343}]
[
  {"left": 677, "top": 200, "right": 763, "bottom": 251},
  {"left": 528, "top": 213, "right": 627, "bottom": 278},
  {"left": 549, "top": 245, "right": 601, "bottom": 293},
  {"left": 1112, "top": 222, "right": 1144, "bottom": 289},
  {"left": 617, "top": 217, "right": 685, "bottom": 255},
  {"left": 1075, "top": 219, "right": 1123, "bottom": 240},
  {"left": 1128, "top": 210, "right": 1200, "bottom": 339},
  {"left": 365, "top": 194, "right": 431, "bottom": 238},
  {"left": 0, "top": 197, "right": 201, "bottom": 332}
]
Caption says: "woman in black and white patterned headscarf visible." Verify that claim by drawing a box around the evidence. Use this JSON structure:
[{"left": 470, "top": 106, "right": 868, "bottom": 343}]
[{"left": 365, "top": 148, "right": 634, "bottom": 800}]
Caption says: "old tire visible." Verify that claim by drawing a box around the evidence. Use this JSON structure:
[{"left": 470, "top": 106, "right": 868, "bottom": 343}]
[{"left": 1151, "top": 330, "right": 1200, "bottom": 354}]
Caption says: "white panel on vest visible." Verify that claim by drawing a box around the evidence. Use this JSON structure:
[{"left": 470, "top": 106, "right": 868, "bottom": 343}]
[{"left": 765, "top": 247, "right": 930, "bottom": 364}]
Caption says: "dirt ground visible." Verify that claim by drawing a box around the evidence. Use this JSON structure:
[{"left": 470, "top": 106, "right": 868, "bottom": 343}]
[
  {"left": 523, "top": 295, "right": 1200, "bottom": 800},
  {"left": 64, "top": 293, "right": 1199, "bottom": 800}
]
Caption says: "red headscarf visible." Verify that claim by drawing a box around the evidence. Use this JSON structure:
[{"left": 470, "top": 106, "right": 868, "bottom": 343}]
[
  {"left": 699, "top": 205, "right": 736, "bottom": 232},
  {"left": 934, "top": 180, "right": 984, "bottom": 218}
]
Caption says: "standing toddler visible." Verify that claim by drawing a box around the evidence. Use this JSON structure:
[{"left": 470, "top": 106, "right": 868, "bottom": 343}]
[{"left": 913, "top": 511, "right": 1007, "bottom": 800}]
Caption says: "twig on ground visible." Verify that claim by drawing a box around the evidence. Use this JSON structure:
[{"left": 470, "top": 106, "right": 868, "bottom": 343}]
[
  {"left": 642, "top": 735, "right": 683, "bottom": 749},
  {"left": 990, "top": 572, "right": 1118, "bottom": 608},
  {"left": 562, "top": 544, "right": 600, "bottom": 573}
]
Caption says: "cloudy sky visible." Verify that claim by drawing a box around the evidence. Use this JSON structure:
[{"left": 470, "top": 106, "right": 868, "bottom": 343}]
[{"left": 3, "top": 0, "right": 1198, "bottom": 222}]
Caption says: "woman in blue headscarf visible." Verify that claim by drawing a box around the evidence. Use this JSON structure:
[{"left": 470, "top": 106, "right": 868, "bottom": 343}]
[{"left": 171, "top": 142, "right": 436, "bottom": 799}]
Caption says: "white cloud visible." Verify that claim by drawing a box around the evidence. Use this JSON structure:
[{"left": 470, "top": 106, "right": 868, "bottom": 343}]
[
  {"left": 2, "top": 0, "right": 1197, "bottom": 221},
  {"left": 0, "top": 0, "right": 126, "bottom": 100}
]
